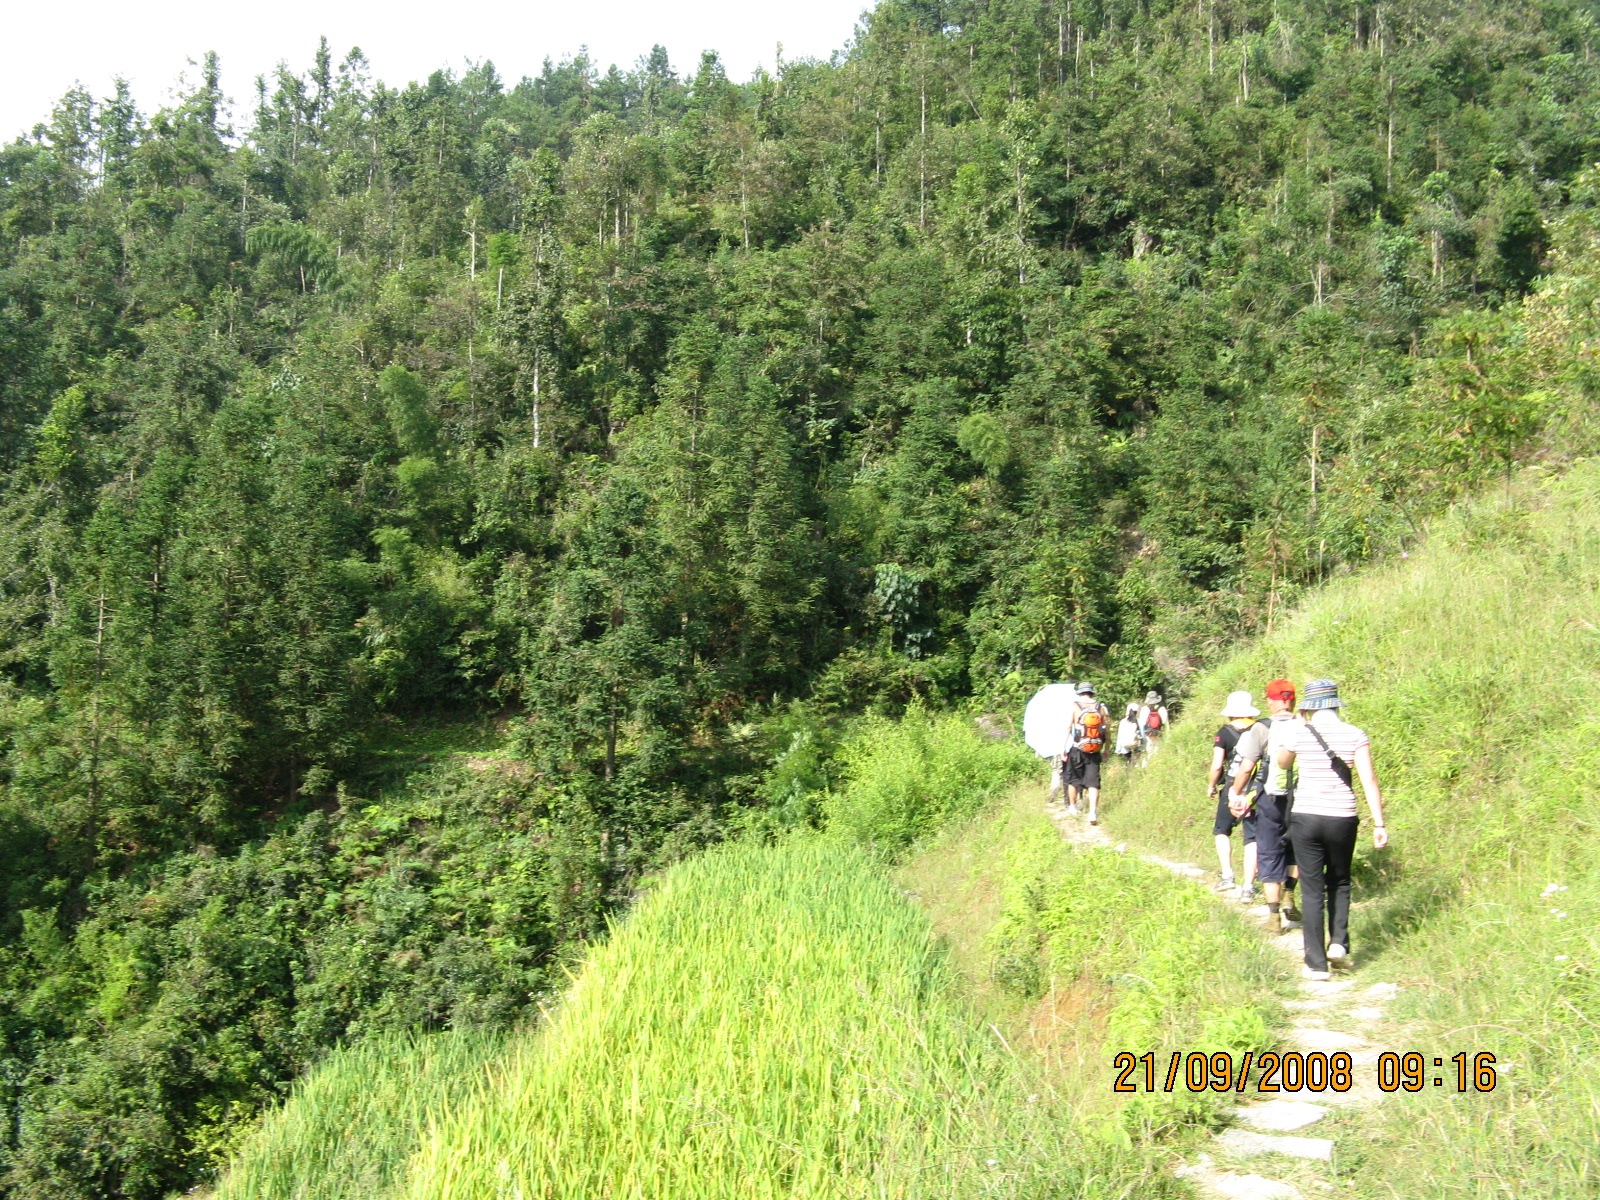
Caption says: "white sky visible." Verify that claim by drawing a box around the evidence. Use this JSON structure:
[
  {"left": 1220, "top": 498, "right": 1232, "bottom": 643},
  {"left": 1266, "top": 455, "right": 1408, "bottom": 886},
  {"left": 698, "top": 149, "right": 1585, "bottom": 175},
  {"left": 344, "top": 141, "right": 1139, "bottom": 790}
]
[{"left": 5, "top": 0, "right": 874, "bottom": 141}]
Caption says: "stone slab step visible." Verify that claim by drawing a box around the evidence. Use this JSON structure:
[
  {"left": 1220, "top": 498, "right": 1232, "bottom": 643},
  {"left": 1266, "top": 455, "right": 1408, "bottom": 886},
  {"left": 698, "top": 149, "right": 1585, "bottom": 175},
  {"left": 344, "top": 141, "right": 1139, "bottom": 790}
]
[
  {"left": 1230, "top": 1100, "right": 1330, "bottom": 1131},
  {"left": 1297, "top": 977, "right": 1356, "bottom": 997},
  {"left": 1215, "top": 1128, "right": 1335, "bottom": 1161},
  {"left": 1207, "top": 1173, "right": 1304, "bottom": 1200},
  {"left": 1289, "top": 1027, "right": 1369, "bottom": 1054}
]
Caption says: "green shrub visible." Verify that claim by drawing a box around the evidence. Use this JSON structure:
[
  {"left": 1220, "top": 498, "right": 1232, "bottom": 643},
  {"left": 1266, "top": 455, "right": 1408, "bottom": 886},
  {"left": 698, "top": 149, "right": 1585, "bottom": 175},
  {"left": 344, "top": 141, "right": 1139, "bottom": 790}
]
[{"left": 823, "top": 704, "right": 1034, "bottom": 852}]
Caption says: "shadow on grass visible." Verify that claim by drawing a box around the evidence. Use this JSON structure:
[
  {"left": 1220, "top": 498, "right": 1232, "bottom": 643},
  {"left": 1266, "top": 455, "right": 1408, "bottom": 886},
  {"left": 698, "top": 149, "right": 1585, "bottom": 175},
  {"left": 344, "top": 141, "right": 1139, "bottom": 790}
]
[{"left": 1347, "top": 854, "right": 1458, "bottom": 962}]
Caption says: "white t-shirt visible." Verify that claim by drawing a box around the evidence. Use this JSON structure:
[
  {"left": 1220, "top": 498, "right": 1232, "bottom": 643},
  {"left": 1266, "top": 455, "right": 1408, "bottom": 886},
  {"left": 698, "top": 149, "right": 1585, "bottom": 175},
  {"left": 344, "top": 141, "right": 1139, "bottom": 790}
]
[
  {"left": 1293, "top": 713, "right": 1369, "bottom": 818},
  {"left": 1115, "top": 717, "right": 1141, "bottom": 754}
]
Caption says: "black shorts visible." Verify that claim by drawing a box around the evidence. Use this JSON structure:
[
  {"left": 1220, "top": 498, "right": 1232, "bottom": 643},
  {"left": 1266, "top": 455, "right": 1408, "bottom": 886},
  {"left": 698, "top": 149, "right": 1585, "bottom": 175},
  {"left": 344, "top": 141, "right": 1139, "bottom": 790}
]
[
  {"left": 1213, "top": 790, "right": 1257, "bottom": 841},
  {"left": 1065, "top": 748, "right": 1102, "bottom": 789},
  {"left": 1253, "top": 792, "right": 1296, "bottom": 882}
]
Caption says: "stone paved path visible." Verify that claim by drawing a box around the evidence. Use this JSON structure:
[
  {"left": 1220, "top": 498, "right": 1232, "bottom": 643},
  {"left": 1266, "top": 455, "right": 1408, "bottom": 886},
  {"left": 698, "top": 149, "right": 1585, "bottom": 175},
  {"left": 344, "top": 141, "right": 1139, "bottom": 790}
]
[{"left": 1043, "top": 799, "right": 1403, "bottom": 1200}]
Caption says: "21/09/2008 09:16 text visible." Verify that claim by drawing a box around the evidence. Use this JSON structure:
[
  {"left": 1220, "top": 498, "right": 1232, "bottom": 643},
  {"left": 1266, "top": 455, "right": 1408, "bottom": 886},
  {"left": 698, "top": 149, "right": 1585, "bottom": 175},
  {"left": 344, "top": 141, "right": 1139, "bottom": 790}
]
[{"left": 1112, "top": 1050, "right": 1499, "bottom": 1093}]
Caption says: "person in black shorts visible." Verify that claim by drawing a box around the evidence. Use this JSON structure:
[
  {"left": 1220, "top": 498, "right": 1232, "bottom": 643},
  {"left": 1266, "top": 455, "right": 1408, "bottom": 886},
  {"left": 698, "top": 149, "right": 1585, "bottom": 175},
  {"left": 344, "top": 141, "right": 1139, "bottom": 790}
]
[
  {"left": 1208, "top": 691, "right": 1261, "bottom": 898},
  {"left": 1064, "top": 681, "right": 1111, "bottom": 825}
]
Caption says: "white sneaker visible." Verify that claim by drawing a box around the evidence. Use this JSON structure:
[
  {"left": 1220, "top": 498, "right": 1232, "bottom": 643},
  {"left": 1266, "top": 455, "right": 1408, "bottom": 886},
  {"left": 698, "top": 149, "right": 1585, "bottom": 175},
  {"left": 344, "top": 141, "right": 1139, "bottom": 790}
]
[
  {"left": 1327, "top": 944, "right": 1349, "bottom": 968},
  {"left": 1303, "top": 967, "right": 1332, "bottom": 981},
  {"left": 1067, "top": 803, "right": 1079, "bottom": 815}
]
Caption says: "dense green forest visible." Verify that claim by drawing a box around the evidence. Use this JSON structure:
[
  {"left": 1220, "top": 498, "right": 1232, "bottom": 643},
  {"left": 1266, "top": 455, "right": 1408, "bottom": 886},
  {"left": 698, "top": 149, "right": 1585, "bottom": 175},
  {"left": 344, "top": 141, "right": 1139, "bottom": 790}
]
[{"left": 3, "top": 0, "right": 1600, "bottom": 1193}]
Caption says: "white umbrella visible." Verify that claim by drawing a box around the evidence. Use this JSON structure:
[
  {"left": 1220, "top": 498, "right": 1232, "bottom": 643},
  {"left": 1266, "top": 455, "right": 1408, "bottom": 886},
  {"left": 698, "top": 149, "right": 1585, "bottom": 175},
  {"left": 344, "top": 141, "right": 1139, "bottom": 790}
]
[{"left": 1023, "top": 683, "right": 1081, "bottom": 758}]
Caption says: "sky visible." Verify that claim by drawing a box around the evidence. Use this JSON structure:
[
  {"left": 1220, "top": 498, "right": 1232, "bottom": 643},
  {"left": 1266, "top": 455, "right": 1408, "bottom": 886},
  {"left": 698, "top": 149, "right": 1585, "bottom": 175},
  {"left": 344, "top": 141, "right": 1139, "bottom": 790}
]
[{"left": 5, "top": 0, "right": 874, "bottom": 140}]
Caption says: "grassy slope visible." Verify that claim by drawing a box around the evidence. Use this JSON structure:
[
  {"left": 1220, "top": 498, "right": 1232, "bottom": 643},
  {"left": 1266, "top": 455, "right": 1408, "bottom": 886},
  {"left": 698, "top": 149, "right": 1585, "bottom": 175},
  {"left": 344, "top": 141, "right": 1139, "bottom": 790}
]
[
  {"left": 899, "top": 787, "right": 1286, "bottom": 1141},
  {"left": 1104, "top": 462, "right": 1600, "bottom": 1198},
  {"left": 212, "top": 1030, "right": 507, "bottom": 1200},
  {"left": 402, "top": 836, "right": 1178, "bottom": 1200}
]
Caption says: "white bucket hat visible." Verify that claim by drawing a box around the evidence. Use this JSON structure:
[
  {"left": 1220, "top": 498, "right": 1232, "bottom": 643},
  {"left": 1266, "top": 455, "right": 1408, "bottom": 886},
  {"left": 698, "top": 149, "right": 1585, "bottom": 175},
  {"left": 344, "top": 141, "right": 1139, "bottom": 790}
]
[{"left": 1220, "top": 690, "right": 1260, "bottom": 719}]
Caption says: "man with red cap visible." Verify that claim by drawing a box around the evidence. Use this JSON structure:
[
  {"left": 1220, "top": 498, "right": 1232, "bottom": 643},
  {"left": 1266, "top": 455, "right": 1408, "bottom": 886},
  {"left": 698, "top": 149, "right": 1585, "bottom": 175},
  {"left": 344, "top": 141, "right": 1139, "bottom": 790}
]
[{"left": 1229, "top": 679, "right": 1302, "bottom": 932}]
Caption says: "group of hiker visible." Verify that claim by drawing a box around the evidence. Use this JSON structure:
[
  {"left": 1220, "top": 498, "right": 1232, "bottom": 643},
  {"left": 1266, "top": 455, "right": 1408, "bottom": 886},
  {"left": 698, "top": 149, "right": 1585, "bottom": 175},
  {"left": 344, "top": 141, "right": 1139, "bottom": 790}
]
[
  {"left": 1046, "top": 676, "right": 1390, "bottom": 982},
  {"left": 1045, "top": 683, "right": 1169, "bottom": 825},
  {"left": 1211, "top": 676, "right": 1389, "bottom": 979}
]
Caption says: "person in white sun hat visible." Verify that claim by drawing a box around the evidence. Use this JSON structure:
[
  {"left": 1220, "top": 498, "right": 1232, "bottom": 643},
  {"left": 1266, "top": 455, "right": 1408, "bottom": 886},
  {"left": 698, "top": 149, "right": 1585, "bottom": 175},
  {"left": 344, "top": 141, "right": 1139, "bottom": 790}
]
[{"left": 1207, "top": 690, "right": 1262, "bottom": 899}]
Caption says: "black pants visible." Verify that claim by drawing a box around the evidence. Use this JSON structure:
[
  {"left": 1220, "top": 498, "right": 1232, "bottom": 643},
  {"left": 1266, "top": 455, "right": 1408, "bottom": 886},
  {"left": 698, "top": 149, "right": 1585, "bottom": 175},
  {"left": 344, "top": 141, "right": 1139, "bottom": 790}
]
[{"left": 1287, "top": 814, "right": 1359, "bottom": 971}]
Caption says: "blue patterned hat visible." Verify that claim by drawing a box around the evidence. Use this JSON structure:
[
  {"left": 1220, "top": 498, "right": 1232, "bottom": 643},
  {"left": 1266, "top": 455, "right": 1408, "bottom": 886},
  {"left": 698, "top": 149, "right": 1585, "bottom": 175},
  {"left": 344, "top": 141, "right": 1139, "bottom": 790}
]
[{"left": 1300, "top": 678, "right": 1344, "bottom": 710}]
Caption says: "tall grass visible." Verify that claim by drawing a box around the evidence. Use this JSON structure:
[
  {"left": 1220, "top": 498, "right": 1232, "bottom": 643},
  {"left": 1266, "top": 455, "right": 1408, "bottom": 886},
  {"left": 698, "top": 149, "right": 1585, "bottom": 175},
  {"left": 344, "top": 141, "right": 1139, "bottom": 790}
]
[
  {"left": 214, "top": 1028, "right": 508, "bottom": 1200},
  {"left": 404, "top": 837, "right": 1177, "bottom": 1200},
  {"left": 823, "top": 704, "right": 1034, "bottom": 852},
  {"left": 1110, "top": 462, "right": 1600, "bottom": 1197}
]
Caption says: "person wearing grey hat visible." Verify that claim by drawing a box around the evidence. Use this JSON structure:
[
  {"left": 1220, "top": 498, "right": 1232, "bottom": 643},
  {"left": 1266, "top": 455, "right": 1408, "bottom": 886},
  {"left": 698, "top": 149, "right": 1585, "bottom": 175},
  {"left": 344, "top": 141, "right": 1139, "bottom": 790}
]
[
  {"left": 1064, "top": 682, "right": 1111, "bottom": 824},
  {"left": 1137, "top": 690, "right": 1169, "bottom": 764},
  {"left": 1274, "top": 678, "right": 1390, "bottom": 981}
]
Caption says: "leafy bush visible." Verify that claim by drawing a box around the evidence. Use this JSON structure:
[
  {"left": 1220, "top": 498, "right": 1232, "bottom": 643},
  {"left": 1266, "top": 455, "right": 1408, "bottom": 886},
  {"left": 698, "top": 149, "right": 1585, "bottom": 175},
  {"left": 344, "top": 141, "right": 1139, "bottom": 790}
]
[
  {"left": 822, "top": 705, "right": 1033, "bottom": 852},
  {"left": 0, "top": 756, "right": 608, "bottom": 1200}
]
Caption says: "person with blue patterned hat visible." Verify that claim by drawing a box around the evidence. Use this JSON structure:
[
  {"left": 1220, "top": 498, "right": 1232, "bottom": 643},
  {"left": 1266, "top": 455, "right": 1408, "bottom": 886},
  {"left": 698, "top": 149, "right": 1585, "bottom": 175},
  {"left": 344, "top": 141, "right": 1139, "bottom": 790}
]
[{"left": 1274, "top": 678, "right": 1391, "bottom": 981}]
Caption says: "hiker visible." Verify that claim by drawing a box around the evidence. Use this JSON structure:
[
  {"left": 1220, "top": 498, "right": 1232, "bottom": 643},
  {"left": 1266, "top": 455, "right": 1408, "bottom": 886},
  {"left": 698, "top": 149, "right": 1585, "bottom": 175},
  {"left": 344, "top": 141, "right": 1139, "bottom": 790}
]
[
  {"left": 1137, "top": 691, "right": 1169, "bottom": 764},
  {"left": 1064, "top": 682, "right": 1111, "bottom": 824},
  {"left": 1228, "top": 679, "right": 1301, "bottom": 933},
  {"left": 1274, "top": 678, "right": 1390, "bottom": 981},
  {"left": 1114, "top": 702, "right": 1143, "bottom": 766},
  {"left": 1208, "top": 691, "right": 1261, "bottom": 900},
  {"left": 1046, "top": 748, "right": 1067, "bottom": 805}
]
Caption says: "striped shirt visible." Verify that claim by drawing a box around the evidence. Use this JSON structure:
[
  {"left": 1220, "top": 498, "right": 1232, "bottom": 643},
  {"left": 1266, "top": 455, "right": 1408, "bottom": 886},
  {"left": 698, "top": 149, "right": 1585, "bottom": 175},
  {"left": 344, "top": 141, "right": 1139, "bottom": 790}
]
[{"left": 1292, "top": 716, "right": 1369, "bottom": 818}]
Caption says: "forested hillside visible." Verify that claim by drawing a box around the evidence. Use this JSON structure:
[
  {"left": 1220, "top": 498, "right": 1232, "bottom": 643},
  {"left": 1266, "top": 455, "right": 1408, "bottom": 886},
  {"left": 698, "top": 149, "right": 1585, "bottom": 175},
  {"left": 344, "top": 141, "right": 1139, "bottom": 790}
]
[{"left": 3, "top": 0, "right": 1600, "bottom": 1194}]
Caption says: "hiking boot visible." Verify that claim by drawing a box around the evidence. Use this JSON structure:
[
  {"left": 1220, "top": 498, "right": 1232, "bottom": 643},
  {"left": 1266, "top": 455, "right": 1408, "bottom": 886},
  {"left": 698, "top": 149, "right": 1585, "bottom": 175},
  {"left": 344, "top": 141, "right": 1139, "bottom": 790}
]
[
  {"left": 1284, "top": 902, "right": 1302, "bottom": 923},
  {"left": 1265, "top": 910, "right": 1284, "bottom": 934}
]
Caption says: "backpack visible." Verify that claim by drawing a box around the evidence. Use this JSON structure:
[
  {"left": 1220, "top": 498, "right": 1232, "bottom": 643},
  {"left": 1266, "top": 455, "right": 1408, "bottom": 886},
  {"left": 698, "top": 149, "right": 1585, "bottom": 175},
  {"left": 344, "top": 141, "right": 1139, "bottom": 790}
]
[
  {"left": 1220, "top": 720, "right": 1271, "bottom": 796},
  {"left": 1074, "top": 705, "right": 1108, "bottom": 754},
  {"left": 1145, "top": 708, "right": 1164, "bottom": 734}
]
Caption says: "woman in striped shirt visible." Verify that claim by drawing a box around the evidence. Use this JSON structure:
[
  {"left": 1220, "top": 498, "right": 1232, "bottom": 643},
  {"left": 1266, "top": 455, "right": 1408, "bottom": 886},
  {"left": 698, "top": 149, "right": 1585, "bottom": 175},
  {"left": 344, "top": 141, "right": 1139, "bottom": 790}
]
[{"left": 1274, "top": 678, "right": 1390, "bottom": 980}]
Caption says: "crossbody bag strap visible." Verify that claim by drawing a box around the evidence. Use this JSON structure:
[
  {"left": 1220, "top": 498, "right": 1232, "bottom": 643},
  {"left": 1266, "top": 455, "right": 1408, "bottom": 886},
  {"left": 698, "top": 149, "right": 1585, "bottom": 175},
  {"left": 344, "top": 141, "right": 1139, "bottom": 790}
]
[{"left": 1306, "top": 724, "right": 1355, "bottom": 792}]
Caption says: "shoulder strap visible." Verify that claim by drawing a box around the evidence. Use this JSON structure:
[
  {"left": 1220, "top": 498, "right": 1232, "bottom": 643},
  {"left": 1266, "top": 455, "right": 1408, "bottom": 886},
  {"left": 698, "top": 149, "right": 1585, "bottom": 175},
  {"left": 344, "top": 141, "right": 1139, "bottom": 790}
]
[{"left": 1306, "top": 724, "right": 1355, "bottom": 791}]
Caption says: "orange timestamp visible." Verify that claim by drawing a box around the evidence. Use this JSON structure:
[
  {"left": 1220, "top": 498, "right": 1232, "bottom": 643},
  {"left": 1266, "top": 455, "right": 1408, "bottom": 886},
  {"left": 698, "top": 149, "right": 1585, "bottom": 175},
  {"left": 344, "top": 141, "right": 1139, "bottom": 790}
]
[{"left": 1112, "top": 1050, "right": 1499, "bottom": 1093}]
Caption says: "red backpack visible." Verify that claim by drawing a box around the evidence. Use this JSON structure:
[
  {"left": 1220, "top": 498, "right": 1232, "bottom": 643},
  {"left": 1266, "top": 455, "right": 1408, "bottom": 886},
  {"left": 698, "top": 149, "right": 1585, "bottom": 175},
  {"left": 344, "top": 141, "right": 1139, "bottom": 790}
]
[{"left": 1145, "top": 708, "right": 1163, "bottom": 734}]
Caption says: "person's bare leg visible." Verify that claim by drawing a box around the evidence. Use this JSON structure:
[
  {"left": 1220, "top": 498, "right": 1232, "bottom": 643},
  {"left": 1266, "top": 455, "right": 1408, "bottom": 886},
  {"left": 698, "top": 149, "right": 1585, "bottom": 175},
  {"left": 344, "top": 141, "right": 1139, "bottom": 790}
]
[
  {"left": 1215, "top": 833, "right": 1234, "bottom": 880},
  {"left": 1264, "top": 881, "right": 1282, "bottom": 906},
  {"left": 1243, "top": 841, "right": 1259, "bottom": 888},
  {"left": 1066, "top": 782, "right": 1079, "bottom": 814},
  {"left": 1086, "top": 786, "right": 1099, "bottom": 824}
]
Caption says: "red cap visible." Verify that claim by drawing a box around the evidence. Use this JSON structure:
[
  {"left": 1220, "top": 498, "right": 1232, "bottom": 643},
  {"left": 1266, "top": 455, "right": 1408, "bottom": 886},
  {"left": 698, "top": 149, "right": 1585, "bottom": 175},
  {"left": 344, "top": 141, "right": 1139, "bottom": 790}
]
[{"left": 1265, "top": 679, "right": 1296, "bottom": 703}]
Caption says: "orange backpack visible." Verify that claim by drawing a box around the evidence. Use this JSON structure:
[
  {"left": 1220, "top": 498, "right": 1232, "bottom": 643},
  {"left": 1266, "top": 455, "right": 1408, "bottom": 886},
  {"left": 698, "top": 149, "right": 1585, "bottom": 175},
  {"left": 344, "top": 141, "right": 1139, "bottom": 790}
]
[{"left": 1075, "top": 705, "right": 1107, "bottom": 753}]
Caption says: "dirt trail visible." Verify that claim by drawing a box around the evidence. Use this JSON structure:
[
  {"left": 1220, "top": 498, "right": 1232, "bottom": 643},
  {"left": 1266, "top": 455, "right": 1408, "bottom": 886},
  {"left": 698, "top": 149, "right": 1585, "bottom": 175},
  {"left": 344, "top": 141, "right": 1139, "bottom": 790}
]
[{"left": 1044, "top": 798, "right": 1405, "bottom": 1200}]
